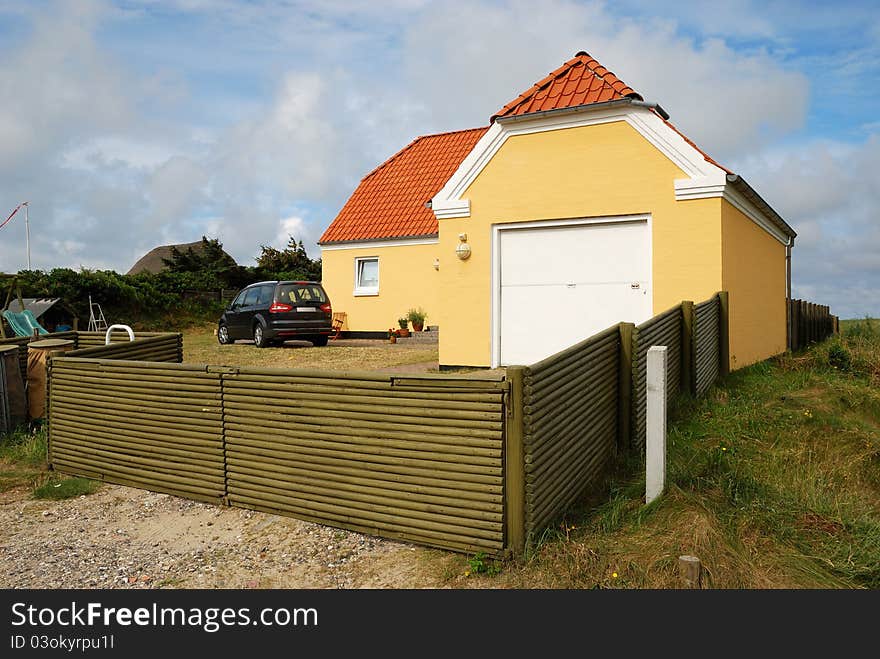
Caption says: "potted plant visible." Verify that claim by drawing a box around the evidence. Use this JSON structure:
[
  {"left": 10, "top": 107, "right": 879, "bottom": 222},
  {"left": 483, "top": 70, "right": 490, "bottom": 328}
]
[
  {"left": 406, "top": 307, "right": 427, "bottom": 332},
  {"left": 397, "top": 317, "right": 410, "bottom": 337},
  {"left": 388, "top": 328, "right": 397, "bottom": 344}
]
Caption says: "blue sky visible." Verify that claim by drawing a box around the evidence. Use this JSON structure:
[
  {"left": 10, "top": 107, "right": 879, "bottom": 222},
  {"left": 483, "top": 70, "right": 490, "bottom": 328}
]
[{"left": 0, "top": 0, "right": 877, "bottom": 317}]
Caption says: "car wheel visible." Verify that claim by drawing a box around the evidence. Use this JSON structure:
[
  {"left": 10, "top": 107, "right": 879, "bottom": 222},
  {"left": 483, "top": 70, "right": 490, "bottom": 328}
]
[
  {"left": 253, "top": 323, "right": 268, "bottom": 348},
  {"left": 218, "top": 324, "right": 232, "bottom": 345},
  {"left": 311, "top": 335, "right": 329, "bottom": 347}
]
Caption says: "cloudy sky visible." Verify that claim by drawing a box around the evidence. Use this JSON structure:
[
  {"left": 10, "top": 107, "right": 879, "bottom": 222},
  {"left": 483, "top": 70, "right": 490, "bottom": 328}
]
[{"left": 0, "top": 0, "right": 877, "bottom": 317}]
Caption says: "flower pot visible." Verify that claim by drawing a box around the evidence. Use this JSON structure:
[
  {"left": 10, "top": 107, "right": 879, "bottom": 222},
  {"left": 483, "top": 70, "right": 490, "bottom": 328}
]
[
  {"left": 389, "top": 335, "right": 397, "bottom": 344},
  {"left": 412, "top": 322, "right": 424, "bottom": 332},
  {"left": 397, "top": 328, "right": 410, "bottom": 337}
]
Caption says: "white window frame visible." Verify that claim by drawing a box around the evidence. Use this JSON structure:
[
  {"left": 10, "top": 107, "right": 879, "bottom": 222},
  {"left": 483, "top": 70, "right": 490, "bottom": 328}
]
[{"left": 353, "top": 256, "right": 379, "bottom": 296}]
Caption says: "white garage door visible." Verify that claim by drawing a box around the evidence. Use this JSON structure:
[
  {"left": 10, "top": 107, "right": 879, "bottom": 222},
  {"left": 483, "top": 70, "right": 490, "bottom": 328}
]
[{"left": 498, "top": 218, "right": 651, "bottom": 366}]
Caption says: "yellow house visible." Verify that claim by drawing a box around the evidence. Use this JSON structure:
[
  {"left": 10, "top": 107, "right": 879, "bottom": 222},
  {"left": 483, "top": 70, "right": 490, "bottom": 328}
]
[{"left": 319, "top": 51, "right": 796, "bottom": 370}]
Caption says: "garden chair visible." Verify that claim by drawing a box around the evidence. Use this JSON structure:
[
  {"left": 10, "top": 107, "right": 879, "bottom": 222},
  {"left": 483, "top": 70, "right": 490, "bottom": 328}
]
[
  {"left": 331, "top": 312, "right": 347, "bottom": 340},
  {"left": 1, "top": 309, "right": 49, "bottom": 337}
]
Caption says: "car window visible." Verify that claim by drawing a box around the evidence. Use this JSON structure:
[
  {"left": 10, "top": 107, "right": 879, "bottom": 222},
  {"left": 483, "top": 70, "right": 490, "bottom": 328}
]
[
  {"left": 259, "top": 285, "right": 275, "bottom": 305},
  {"left": 243, "top": 288, "right": 260, "bottom": 306},
  {"left": 277, "top": 284, "right": 327, "bottom": 304},
  {"left": 232, "top": 291, "right": 247, "bottom": 308}
]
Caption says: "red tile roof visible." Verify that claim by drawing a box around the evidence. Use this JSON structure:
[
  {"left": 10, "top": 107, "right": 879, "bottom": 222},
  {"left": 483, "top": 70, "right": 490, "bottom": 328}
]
[
  {"left": 493, "top": 51, "right": 732, "bottom": 174},
  {"left": 492, "top": 51, "right": 641, "bottom": 121},
  {"left": 322, "top": 51, "right": 740, "bottom": 245},
  {"left": 319, "top": 127, "right": 488, "bottom": 244}
]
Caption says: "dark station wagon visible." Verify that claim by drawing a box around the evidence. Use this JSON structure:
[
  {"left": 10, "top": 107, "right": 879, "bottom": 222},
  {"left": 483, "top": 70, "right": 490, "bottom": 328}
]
[{"left": 218, "top": 280, "right": 333, "bottom": 348}]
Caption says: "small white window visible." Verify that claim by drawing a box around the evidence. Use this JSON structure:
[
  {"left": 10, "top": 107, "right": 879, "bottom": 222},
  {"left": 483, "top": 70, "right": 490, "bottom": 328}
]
[{"left": 354, "top": 257, "right": 379, "bottom": 296}]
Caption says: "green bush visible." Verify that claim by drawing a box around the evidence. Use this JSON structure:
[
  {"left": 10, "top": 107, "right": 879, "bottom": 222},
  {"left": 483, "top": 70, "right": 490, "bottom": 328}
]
[
  {"left": 827, "top": 341, "right": 852, "bottom": 372},
  {"left": 7, "top": 236, "right": 322, "bottom": 329}
]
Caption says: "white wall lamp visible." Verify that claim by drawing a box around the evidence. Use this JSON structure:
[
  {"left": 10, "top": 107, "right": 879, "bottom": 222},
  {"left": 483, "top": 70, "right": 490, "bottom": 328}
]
[{"left": 455, "top": 233, "right": 471, "bottom": 260}]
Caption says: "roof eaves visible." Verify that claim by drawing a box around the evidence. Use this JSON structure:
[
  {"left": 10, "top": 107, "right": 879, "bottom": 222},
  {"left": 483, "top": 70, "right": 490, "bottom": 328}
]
[
  {"left": 726, "top": 174, "right": 796, "bottom": 242},
  {"left": 493, "top": 97, "right": 636, "bottom": 125},
  {"left": 318, "top": 232, "right": 439, "bottom": 247}
]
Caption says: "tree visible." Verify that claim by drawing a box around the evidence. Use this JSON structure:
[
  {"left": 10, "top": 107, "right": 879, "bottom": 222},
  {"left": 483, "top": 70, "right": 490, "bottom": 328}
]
[
  {"left": 161, "top": 236, "right": 247, "bottom": 288},
  {"left": 163, "top": 237, "right": 234, "bottom": 273},
  {"left": 255, "top": 236, "right": 321, "bottom": 281}
]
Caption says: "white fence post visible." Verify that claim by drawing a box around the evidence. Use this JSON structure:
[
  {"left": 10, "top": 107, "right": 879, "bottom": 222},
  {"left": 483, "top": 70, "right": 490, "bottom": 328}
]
[{"left": 646, "top": 345, "right": 668, "bottom": 504}]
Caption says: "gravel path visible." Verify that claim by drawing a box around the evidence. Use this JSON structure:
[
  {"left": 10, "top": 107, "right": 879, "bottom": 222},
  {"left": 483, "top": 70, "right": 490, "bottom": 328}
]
[{"left": 0, "top": 484, "right": 445, "bottom": 589}]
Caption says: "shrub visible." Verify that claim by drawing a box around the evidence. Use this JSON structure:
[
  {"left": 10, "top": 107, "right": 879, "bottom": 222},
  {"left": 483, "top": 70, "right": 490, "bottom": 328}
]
[
  {"left": 7, "top": 235, "right": 322, "bottom": 330},
  {"left": 827, "top": 341, "right": 852, "bottom": 372}
]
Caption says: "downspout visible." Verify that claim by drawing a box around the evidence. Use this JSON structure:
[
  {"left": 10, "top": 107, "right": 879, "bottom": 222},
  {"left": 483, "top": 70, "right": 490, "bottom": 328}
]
[
  {"left": 786, "top": 236, "right": 794, "bottom": 350},
  {"left": 629, "top": 99, "right": 670, "bottom": 120}
]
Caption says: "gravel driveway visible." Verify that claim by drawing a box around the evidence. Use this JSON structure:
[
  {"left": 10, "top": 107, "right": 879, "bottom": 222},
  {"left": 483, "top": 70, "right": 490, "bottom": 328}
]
[{"left": 0, "top": 484, "right": 447, "bottom": 589}]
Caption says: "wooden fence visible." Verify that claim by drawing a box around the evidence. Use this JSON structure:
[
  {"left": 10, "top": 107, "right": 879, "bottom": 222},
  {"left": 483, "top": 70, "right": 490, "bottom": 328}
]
[
  {"left": 504, "top": 292, "right": 730, "bottom": 546},
  {"left": 789, "top": 299, "right": 837, "bottom": 351},
  {"left": 49, "top": 359, "right": 225, "bottom": 503},
  {"left": 48, "top": 356, "right": 506, "bottom": 555},
  {"left": 693, "top": 295, "right": 725, "bottom": 396},
  {"left": 181, "top": 289, "right": 239, "bottom": 304},
  {"left": 222, "top": 368, "right": 506, "bottom": 554},
  {"left": 42, "top": 291, "right": 838, "bottom": 555},
  {"left": 0, "top": 331, "right": 180, "bottom": 381},
  {"left": 66, "top": 333, "right": 182, "bottom": 362},
  {"left": 632, "top": 306, "right": 683, "bottom": 449},
  {"left": 514, "top": 325, "right": 620, "bottom": 536}
]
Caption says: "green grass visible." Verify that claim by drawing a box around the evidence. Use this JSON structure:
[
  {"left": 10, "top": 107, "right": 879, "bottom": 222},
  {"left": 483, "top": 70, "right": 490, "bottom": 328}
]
[
  {"left": 0, "top": 426, "right": 48, "bottom": 492},
  {"left": 0, "top": 426, "right": 100, "bottom": 499},
  {"left": 457, "top": 325, "right": 880, "bottom": 589},
  {"left": 33, "top": 476, "right": 100, "bottom": 500},
  {"left": 839, "top": 317, "right": 878, "bottom": 337}
]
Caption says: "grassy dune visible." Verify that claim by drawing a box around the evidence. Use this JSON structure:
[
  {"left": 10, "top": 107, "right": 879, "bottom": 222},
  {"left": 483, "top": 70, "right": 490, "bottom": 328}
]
[{"left": 461, "top": 318, "right": 880, "bottom": 588}]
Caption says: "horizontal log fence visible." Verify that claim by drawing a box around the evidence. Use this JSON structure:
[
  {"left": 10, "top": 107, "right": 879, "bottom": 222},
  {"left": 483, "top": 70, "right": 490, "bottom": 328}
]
[
  {"left": 42, "top": 291, "right": 838, "bottom": 555},
  {"left": 505, "top": 292, "right": 731, "bottom": 547},
  {"left": 0, "top": 331, "right": 180, "bottom": 380},
  {"left": 48, "top": 355, "right": 507, "bottom": 555}
]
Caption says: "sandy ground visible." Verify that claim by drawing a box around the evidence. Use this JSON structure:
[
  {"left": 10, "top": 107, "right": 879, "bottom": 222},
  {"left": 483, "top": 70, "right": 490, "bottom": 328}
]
[{"left": 0, "top": 484, "right": 455, "bottom": 589}]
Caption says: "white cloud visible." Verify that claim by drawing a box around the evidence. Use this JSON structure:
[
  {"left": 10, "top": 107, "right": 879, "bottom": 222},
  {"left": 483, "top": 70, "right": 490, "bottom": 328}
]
[
  {"left": 0, "top": 0, "right": 875, "bottom": 318},
  {"left": 733, "top": 135, "right": 880, "bottom": 317},
  {"left": 402, "top": 0, "right": 809, "bottom": 160},
  {"left": 215, "top": 73, "right": 339, "bottom": 198},
  {"left": 275, "top": 215, "right": 307, "bottom": 249},
  {"left": 61, "top": 137, "right": 177, "bottom": 172}
]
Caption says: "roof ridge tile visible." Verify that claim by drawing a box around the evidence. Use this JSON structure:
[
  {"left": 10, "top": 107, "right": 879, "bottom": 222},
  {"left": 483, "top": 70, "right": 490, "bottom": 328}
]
[{"left": 492, "top": 50, "right": 640, "bottom": 121}]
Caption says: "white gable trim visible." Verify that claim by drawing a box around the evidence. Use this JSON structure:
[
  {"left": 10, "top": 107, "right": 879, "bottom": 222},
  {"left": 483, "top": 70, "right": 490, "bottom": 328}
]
[{"left": 430, "top": 102, "right": 791, "bottom": 245}]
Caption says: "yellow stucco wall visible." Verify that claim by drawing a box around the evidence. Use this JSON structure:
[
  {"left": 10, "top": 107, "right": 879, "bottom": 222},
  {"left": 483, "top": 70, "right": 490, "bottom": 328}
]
[
  {"left": 721, "top": 200, "right": 788, "bottom": 369},
  {"left": 320, "top": 242, "right": 439, "bottom": 332},
  {"left": 437, "top": 120, "right": 723, "bottom": 367}
]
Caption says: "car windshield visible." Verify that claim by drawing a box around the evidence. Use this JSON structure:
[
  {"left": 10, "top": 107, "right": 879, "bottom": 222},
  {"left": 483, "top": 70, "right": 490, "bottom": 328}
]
[{"left": 276, "top": 284, "right": 327, "bottom": 305}]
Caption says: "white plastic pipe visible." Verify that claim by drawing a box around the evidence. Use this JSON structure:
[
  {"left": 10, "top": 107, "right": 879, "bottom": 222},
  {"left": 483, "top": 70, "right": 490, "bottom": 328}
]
[{"left": 105, "top": 324, "right": 135, "bottom": 345}]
